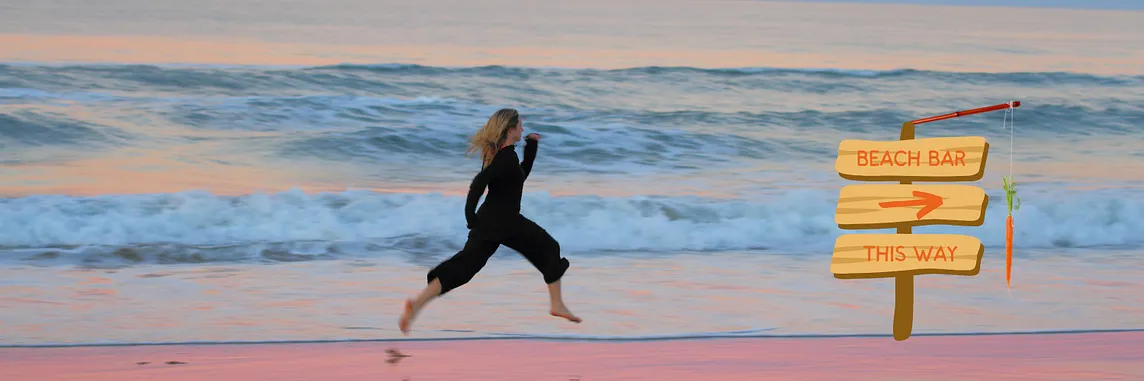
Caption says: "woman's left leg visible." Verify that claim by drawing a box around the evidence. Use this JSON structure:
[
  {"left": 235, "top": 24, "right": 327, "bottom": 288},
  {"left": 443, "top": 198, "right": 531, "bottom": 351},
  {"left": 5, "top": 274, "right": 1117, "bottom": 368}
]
[
  {"left": 502, "top": 216, "right": 580, "bottom": 323},
  {"left": 400, "top": 230, "right": 500, "bottom": 334}
]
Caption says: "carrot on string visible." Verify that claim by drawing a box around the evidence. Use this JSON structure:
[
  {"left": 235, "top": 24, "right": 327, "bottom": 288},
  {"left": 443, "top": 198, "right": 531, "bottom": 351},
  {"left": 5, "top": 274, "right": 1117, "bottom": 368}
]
[
  {"left": 1002, "top": 176, "right": 1020, "bottom": 288},
  {"left": 1000, "top": 100, "right": 1019, "bottom": 289}
]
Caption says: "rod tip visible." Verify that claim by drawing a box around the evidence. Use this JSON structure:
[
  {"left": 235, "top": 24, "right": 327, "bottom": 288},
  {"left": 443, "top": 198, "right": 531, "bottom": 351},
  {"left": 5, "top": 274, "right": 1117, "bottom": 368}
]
[{"left": 1010, "top": 101, "right": 1021, "bottom": 108}]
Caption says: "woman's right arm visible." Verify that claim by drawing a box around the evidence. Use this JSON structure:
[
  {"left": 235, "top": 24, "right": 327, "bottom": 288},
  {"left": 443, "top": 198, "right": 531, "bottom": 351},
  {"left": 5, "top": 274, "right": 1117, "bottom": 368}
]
[{"left": 464, "top": 159, "right": 497, "bottom": 229}]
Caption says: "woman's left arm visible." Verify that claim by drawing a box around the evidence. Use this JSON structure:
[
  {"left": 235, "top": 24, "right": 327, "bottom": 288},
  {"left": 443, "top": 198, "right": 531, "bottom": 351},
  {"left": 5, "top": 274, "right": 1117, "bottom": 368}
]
[{"left": 521, "top": 134, "right": 539, "bottom": 180}]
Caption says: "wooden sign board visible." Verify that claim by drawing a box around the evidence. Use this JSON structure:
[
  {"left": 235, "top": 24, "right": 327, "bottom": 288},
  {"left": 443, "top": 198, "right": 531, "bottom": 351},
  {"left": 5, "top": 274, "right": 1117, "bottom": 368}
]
[
  {"left": 831, "top": 233, "right": 983, "bottom": 279},
  {"left": 836, "top": 136, "right": 989, "bottom": 181},
  {"left": 835, "top": 184, "right": 988, "bottom": 229}
]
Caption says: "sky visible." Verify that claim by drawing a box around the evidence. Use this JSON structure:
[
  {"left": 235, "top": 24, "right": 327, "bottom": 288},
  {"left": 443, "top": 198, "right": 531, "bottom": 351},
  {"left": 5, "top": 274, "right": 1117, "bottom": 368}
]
[{"left": 783, "top": 0, "right": 1144, "bottom": 11}]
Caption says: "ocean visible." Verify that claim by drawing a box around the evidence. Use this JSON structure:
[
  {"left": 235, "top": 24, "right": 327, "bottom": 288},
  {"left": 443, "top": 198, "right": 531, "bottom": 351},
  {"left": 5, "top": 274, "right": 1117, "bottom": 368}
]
[{"left": 1, "top": 0, "right": 1143, "bottom": 347}]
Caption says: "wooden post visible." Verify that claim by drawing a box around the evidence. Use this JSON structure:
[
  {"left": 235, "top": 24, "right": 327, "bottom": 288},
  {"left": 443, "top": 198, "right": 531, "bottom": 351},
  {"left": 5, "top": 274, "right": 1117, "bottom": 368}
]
[{"left": 894, "top": 121, "right": 915, "bottom": 341}]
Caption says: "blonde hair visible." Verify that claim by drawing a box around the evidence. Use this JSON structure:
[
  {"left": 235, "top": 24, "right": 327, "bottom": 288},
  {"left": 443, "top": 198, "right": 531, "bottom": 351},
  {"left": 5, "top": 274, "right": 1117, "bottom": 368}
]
[{"left": 466, "top": 108, "right": 520, "bottom": 168}]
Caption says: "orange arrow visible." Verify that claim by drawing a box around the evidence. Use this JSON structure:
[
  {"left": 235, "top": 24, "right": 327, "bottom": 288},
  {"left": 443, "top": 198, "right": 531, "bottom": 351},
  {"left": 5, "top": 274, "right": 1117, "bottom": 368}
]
[{"left": 878, "top": 191, "right": 944, "bottom": 219}]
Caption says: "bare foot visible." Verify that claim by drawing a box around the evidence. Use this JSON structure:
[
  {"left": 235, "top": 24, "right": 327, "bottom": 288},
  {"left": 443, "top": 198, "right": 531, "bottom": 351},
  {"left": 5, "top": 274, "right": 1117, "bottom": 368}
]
[
  {"left": 549, "top": 305, "right": 582, "bottom": 323},
  {"left": 399, "top": 299, "right": 416, "bottom": 335}
]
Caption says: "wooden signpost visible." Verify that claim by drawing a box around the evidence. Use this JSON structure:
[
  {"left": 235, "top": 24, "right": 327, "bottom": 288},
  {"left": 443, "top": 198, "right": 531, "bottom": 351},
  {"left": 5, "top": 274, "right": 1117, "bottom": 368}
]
[{"left": 831, "top": 101, "right": 1020, "bottom": 341}]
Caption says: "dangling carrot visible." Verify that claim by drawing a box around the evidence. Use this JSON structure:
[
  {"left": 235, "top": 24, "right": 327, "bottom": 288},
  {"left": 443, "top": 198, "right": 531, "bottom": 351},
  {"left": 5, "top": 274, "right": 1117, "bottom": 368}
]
[
  {"left": 1002, "top": 176, "right": 1021, "bottom": 287},
  {"left": 999, "top": 101, "right": 1020, "bottom": 288}
]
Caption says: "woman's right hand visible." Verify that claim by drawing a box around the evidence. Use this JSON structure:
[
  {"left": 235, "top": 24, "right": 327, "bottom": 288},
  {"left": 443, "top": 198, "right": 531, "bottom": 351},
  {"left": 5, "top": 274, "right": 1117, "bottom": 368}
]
[{"left": 525, "top": 133, "right": 541, "bottom": 141}]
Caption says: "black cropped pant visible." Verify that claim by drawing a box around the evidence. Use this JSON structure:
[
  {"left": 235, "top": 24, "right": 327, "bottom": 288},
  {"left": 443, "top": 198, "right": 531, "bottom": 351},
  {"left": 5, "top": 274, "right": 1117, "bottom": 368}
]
[{"left": 428, "top": 215, "right": 569, "bottom": 295}]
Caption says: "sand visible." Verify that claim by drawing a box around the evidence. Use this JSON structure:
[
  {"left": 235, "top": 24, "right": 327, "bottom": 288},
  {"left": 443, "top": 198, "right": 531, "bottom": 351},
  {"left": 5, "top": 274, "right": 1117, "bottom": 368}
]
[{"left": 4, "top": 331, "right": 1142, "bottom": 381}]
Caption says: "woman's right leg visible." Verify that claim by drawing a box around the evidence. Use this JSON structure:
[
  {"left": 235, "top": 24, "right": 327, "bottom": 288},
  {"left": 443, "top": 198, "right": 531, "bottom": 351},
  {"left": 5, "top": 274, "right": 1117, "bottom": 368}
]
[
  {"left": 400, "top": 231, "right": 499, "bottom": 335},
  {"left": 502, "top": 217, "right": 580, "bottom": 323}
]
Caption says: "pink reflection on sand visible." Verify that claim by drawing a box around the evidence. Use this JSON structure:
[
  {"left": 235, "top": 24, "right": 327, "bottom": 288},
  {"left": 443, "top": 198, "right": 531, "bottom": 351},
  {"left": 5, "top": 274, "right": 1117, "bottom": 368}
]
[{"left": 2, "top": 332, "right": 1142, "bottom": 380}]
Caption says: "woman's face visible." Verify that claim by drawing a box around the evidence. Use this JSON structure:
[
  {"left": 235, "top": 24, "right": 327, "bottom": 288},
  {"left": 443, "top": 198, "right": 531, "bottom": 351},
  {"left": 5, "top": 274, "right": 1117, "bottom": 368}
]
[{"left": 506, "top": 118, "right": 523, "bottom": 144}]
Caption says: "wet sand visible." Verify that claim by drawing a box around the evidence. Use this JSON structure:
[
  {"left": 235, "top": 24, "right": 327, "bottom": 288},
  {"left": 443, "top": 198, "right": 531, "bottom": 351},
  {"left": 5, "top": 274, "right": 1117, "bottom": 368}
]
[{"left": 4, "top": 331, "right": 1142, "bottom": 381}]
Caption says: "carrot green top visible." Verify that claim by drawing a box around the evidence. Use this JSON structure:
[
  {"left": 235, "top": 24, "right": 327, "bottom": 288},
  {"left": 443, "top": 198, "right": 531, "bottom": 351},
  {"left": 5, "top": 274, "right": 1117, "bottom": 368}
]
[{"left": 1002, "top": 176, "right": 1021, "bottom": 216}]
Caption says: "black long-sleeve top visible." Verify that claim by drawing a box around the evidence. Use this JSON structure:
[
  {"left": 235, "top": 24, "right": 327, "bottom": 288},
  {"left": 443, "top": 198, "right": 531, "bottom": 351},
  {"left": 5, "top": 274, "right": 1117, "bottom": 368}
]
[{"left": 465, "top": 138, "right": 538, "bottom": 235}]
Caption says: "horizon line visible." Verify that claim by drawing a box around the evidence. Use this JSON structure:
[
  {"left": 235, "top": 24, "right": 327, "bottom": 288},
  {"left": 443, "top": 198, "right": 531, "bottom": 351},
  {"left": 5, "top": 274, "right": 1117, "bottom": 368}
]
[
  {"left": 756, "top": 0, "right": 1144, "bottom": 12},
  {"left": 2, "top": 60, "right": 1142, "bottom": 78}
]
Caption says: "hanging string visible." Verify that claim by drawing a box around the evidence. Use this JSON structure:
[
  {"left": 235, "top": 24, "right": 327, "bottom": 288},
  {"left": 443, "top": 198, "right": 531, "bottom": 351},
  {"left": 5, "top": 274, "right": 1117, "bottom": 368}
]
[
  {"left": 1003, "top": 102, "right": 1016, "bottom": 300},
  {"left": 1007, "top": 101, "right": 1014, "bottom": 181},
  {"left": 998, "top": 101, "right": 1016, "bottom": 190}
]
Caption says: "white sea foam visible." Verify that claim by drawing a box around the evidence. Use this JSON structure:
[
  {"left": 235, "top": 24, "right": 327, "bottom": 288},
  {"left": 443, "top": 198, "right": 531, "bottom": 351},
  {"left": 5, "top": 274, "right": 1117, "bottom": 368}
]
[{"left": 1, "top": 189, "right": 1140, "bottom": 264}]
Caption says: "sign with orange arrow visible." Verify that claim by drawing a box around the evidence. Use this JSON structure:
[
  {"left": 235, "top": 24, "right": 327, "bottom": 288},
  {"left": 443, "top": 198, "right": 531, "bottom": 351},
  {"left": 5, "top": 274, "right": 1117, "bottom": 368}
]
[
  {"left": 829, "top": 101, "right": 1016, "bottom": 342},
  {"left": 835, "top": 184, "right": 988, "bottom": 229}
]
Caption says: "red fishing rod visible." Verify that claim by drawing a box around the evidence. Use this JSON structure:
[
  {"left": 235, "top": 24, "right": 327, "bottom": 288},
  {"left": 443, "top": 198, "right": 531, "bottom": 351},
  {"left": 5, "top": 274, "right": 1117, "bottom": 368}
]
[
  {"left": 911, "top": 101, "right": 1021, "bottom": 125},
  {"left": 901, "top": 101, "right": 1020, "bottom": 140}
]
